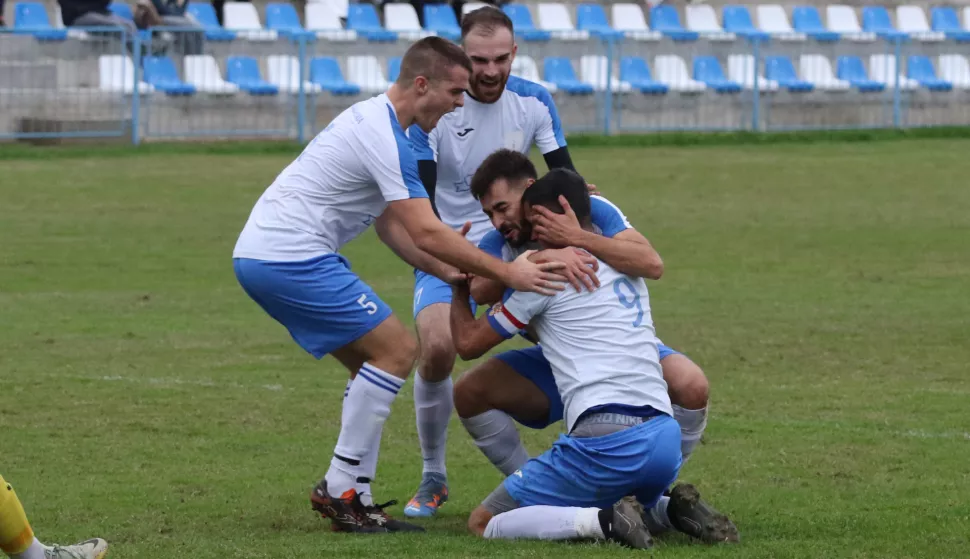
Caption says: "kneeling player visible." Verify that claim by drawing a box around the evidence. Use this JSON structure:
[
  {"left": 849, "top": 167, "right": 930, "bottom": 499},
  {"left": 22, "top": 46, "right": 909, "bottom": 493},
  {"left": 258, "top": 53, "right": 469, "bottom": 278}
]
[{"left": 450, "top": 170, "right": 681, "bottom": 548}]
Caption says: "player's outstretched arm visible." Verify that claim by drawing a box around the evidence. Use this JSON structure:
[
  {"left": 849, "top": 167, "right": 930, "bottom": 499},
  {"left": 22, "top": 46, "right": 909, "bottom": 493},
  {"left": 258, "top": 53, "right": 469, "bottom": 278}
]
[
  {"left": 450, "top": 282, "right": 507, "bottom": 360},
  {"left": 375, "top": 212, "right": 462, "bottom": 283},
  {"left": 470, "top": 248, "right": 599, "bottom": 305}
]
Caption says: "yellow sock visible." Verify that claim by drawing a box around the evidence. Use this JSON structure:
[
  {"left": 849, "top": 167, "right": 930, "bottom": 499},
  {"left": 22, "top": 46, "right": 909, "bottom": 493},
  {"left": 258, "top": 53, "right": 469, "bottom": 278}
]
[{"left": 0, "top": 475, "right": 35, "bottom": 556}]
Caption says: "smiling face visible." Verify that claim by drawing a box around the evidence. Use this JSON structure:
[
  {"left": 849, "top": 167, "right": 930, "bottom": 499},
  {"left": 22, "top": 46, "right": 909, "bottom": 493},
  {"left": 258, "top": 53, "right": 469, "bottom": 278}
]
[
  {"left": 463, "top": 26, "right": 516, "bottom": 104},
  {"left": 413, "top": 64, "right": 470, "bottom": 132},
  {"left": 480, "top": 176, "right": 534, "bottom": 247}
]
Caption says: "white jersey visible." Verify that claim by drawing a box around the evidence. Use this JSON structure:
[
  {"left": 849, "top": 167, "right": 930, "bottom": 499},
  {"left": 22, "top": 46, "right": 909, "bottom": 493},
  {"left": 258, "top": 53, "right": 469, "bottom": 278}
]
[
  {"left": 488, "top": 260, "right": 672, "bottom": 432},
  {"left": 409, "top": 76, "right": 566, "bottom": 246},
  {"left": 234, "top": 94, "right": 427, "bottom": 262}
]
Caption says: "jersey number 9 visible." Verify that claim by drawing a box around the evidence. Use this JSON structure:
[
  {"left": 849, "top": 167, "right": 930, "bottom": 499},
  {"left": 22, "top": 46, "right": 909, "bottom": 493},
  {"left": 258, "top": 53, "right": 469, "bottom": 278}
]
[{"left": 613, "top": 278, "right": 644, "bottom": 327}]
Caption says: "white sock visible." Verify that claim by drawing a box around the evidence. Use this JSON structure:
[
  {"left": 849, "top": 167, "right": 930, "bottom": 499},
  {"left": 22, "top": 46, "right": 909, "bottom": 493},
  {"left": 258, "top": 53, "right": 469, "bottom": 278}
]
[
  {"left": 643, "top": 496, "right": 675, "bottom": 534},
  {"left": 414, "top": 375, "right": 453, "bottom": 476},
  {"left": 342, "top": 377, "right": 376, "bottom": 506},
  {"left": 326, "top": 363, "right": 404, "bottom": 498},
  {"left": 673, "top": 404, "right": 708, "bottom": 462},
  {"left": 460, "top": 410, "right": 530, "bottom": 476},
  {"left": 483, "top": 507, "right": 604, "bottom": 541},
  {"left": 11, "top": 538, "right": 46, "bottom": 559}
]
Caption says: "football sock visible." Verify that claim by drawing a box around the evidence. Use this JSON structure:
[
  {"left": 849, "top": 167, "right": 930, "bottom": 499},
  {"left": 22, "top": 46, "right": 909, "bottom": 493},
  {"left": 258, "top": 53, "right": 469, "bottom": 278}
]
[
  {"left": 460, "top": 410, "right": 530, "bottom": 476},
  {"left": 644, "top": 496, "right": 675, "bottom": 535},
  {"left": 673, "top": 404, "right": 708, "bottom": 462},
  {"left": 9, "top": 539, "right": 45, "bottom": 559},
  {"left": 414, "top": 375, "right": 452, "bottom": 477},
  {"left": 326, "top": 364, "right": 404, "bottom": 499},
  {"left": 483, "top": 507, "right": 604, "bottom": 541},
  {"left": 0, "top": 476, "right": 36, "bottom": 558},
  {"left": 342, "top": 378, "right": 376, "bottom": 506}
]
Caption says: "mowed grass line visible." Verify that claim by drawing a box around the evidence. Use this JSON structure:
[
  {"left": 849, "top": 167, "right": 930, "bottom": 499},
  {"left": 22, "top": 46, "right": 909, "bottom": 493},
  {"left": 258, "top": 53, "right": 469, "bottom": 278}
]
[{"left": 1, "top": 140, "right": 968, "bottom": 558}]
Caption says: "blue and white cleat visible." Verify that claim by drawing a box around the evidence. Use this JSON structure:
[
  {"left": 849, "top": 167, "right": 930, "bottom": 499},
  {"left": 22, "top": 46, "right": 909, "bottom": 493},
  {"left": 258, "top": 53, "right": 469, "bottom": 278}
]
[{"left": 403, "top": 473, "right": 449, "bottom": 518}]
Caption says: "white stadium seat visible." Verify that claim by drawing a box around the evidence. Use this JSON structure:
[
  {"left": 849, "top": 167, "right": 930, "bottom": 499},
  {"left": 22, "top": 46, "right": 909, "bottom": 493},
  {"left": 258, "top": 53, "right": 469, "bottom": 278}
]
[
  {"left": 799, "top": 55, "right": 850, "bottom": 91},
  {"left": 307, "top": 0, "right": 348, "bottom": 20},
  {"left": 184, "top": 55, "right": 240, "bottom": 95},
  {"left": 511, "top": 55, "right": 558, "bottom": 93},
  {"left": 826, "top": 5, "right": 876, "bottom": 41},
  {"left": 99, "top": 55, "right": 154, "bottom": 94},
  {"left": 756, "top": 5, "right": 807, "bottom": 41},
  {"left": 964, "top": 7, "right": 970, "bottom": 31},
  {"left": 537, "top": 3, "right": 589, "bottom": 40},
  {"left": 896, "top": 6, "right": 945, "bottom": 42},
  {"left": 580, "top": 55, "right": 632, "bottom": 93},
  {"left": 267, "top": 55, "right": 324, "bottom": 94},
  {"left": 347, "top": 55, "right": 390, "bottom": 93},
  {"left": 384, "top": 3, "right": 434, "bottom": 39},
  {"left": 223, "top": 2, "right": 278, "bottom": 41},
  {"left": 685, "top": 4, "right": 736, "bottom": 41},
  {"left": 654, "top": 55, "right": 706, "bottom": 93},
  {"left": 305, "top": 3, "right": 357, "bottom": 41},
  {"left": 611, "top": 3, "right": 660, "bottom": 40},
  {"left": 938, "top": 54, "right": 970, "bottom": 89},
  {"left": 869, "top": 54, "right": 919, "bottom": 90},
  {"left": 462, "top": 2, "right": 488, "bottom": 17},
  {"left": 728, "top": 54, "right": 780, "bottom": 91}
]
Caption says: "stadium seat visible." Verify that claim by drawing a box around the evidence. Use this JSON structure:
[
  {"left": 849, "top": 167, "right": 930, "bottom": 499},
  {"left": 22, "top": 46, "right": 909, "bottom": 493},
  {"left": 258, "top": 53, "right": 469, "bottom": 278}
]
[
  {"left": 649, "top": 5, "right": 698, "bottom": 41},
  {"left": 618, "top": 57, "right": 668, "bottom": 94},
  {"left": 764, "top": 56, "right": 814, "bottom": 92},
  {"left": 187, "top": 3, "right": 236, "bottom": 41},
  {"left": 791, "top": 5, "right": 840, "bottom": 41},
  {"left": 727, "top": 54, "right": 779, "bottom": 91},
  {"left": 543, "top": 57, "right": 594, "bottom": 94},
  {"left": 265, "top": 3, "right": 315, "bottom": 40},
  {"left": 183, "top": 54, "right": 240, "bottom": 94},
  {"left": 384, "top": 3, "right": 433, "bottom": 39},
  {"left": 654, "top": 55, "right": 706, "bottom": 92},
  {"left": 502, "top": 4, "right": 551, "bottom": 41},
  {"left": 462, "top": 2, "right": 488, "bottom": 17},
  {"left": 869, "top": 54, "right": 919, "bottom": 90},
  {"left": 225, "top": 56, "right": 280, "bottom": 95},
  {"left": 799, "top": 54, "right": 850, "bottom": 91},
  {"left": 309, "top": 57, "right": 362, "bottom": 95},
  {"left": 896, "top": 6, "right": 945, "bottom": 42},
  {"left": 510, "top": 55, "right": 558, "bottom": 92},
  {"left": 267, "top": 55, "right": 324, "bottom": 94},
  {"left": 142, "top": 55, "right": 196, "bottom": 95},
  {"left": 580, "top": 55, "right": 632, "bottom": 93},
  {"left": 836, "top": 56, "right": 885, "bottom": 91},
  {"left": 13, "top": 2, "right": 68, "bottom": 40},
  {"left": 576, "top": 4, "right": 623, "bottom": 39},
  {"left": 304, "top": 3, "right": 357, "bottom": 41},
  {"left": 108, "top": 2, "right": 133, "bottom": 20},
  {"left": 722, "top": 5, "right": 770, "bottom": 41},
  {"left": 693, "top": 56, "right": 742, "bottom": 93},
  {"left": 930, "top": 8, "right": 970, "bottom": 41},
  {"left": 346, "top": 3, "right": 397, "bottom": 41},
  {"left": 685, "top": 4, "right": 735, "bottom": 41},
  {"left": 388, "top": 56, "right": 402, "bottom": 82},
  {"left": 861, "top": 6, "right": 908, "bottom": 41},
  {"left": 906, "top": 56, "right": 952, "bottom": 90},
  {"left": 756, "top": 5, "right": 806, "bottom": 41},
  {"left": 937, "top": 54, "right": 970, "bottom": 89},
  {"left": 223, "top": 2, "right": 278, "bottom": 41},
  {"left": 536, "top": 3, "right": 589, "bottom": 40},
  {"left": 308, "top": 0, "right": 348, "bottom": 19},
  {"left": 826, "top": 5, "right": 876, "bottom": 41},
  {"left": 423, "top": 4, "right": 461, "bottom": 40},
  {"left": 347, "top": 55, "right": 391, "bottom": 93},
  {"left": 98, "top": 54, "right": 154, "bottom": 94},
  {"left": 964, "top": 7, "right": 970, "bottom": 31},
  {"left": 610, "top": 3, "right": 661, "bottom": 41}
]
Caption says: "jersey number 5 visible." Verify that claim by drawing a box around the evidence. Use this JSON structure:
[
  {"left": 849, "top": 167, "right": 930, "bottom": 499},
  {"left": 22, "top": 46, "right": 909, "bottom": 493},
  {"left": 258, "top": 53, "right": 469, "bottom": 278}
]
[
  {"left": 613, "top": 278, "right": 644, "bottom": 327},
  {"left": 358, "top": 294, "right": 378, "bottom": 315}
]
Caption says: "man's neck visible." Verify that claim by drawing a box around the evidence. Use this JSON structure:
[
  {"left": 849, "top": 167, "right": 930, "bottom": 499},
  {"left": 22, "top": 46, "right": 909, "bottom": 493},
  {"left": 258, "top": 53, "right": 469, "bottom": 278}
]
[{"left": 386, "top": 84, "right": 416, "bottom": 130}]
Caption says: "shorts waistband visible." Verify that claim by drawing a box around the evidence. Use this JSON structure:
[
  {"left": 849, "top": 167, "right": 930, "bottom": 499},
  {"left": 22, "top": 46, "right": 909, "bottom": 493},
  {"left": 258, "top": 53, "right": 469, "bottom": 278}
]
[{"left": 576, "top": 412, "right": 655, "bottom": 428}]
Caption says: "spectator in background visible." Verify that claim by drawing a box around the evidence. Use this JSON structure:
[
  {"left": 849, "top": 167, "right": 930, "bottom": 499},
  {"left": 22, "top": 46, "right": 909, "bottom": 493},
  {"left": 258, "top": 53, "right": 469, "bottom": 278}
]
[
  {"left": 134, "top": 0, "right": 203, "bottom": 54},
  {"left": 58, "top": 0, "right": 138, "bottom": 35}
]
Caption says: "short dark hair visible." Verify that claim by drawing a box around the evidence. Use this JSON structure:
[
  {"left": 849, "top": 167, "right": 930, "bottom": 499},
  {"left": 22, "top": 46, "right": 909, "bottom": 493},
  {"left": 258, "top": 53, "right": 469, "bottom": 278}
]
[
  {"left": 397, "top": 36, "right": 472, "bottom": 86},
  {"left": 460, "top": 5, "right": 514, "bottom": 40},
  {"left": 470, "top": 149, "right": 537, "bottom": 200},
  {"left": 521, "top": 169, "right": 592, "bottom": 226}
]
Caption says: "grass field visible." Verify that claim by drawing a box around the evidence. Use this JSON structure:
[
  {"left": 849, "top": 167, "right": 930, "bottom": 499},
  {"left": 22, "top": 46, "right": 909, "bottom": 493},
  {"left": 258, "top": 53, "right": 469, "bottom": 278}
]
[{"left": 2, "top": 138, "right": 969, "bottom": 559}]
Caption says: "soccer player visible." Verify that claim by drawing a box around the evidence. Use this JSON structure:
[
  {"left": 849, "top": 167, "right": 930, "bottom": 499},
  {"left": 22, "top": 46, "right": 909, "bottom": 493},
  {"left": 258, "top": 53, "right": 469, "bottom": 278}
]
[
  {"left": 0, "top": 474, "right": 108, "bottom": 559},
  {"left": 450, "top": 170, "right": 681, "bottom": 549},
  {"left": 232, "top": 37, "right": 570, "bottom": 534},
  {"left": 395, "top": 6, "right": 578, "bottom": 518},
  {"left": 454, "top": 149, "right": 740, "bottom": 543}
]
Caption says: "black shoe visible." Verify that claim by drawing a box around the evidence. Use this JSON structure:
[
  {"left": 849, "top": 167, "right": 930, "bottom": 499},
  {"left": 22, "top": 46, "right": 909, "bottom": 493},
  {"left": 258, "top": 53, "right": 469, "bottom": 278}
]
[
  {"left": 602, "top": 498, "right": 654, "bottom": 549},
  {"left": 309, "top": 479, "right": 384, "bottom": 533},
  {"left": 666, "top": 483, "right": 740, "bottom": 543},
  {"left": 361, "top": 499, "right": 426, "bottom": 532}
]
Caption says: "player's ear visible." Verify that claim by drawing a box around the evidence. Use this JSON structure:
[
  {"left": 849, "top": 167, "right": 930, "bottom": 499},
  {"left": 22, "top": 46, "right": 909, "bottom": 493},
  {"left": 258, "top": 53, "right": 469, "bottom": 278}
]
[{"left": 414, "top": 75, "right": 430, "bottom": 95}]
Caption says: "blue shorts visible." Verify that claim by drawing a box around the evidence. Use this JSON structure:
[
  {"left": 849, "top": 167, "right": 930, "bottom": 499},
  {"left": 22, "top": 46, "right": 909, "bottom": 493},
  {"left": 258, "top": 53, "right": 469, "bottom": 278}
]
[
  {"left": 234, "top": 254, "right": 393, "bottom": 359},
  {"left": 497, "top": 343, "right": 684, "bottom": 430},
  {"left": 504, "top": 414, "right": 683, "bottom": 511},
  {"left": 412, "top": 269, "right": 477, "bottom": 319}
]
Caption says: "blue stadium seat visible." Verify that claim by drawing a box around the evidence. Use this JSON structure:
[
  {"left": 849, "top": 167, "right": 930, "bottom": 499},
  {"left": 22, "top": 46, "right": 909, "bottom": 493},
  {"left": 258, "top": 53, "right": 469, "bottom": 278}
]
[
  {"left": 226, "top": 56, "right": 280, "bottom": 95},
  {"left": 722, "top": 5, "right": 770, "bottom": 41},
  {"left": 346, "top": 3, "right": 397, "bottom": 41},
  {"left": 388, "top": 56, "right": 402, "bottom": 82},
  {"left": 692, "top": 56, "right": 742, "bottom": 92},
  {"left": 108, "top": 2, "right": 133, "bottom": 20},
  {"left": 576, "top": 4, "right": 623, "bottom": 39},
  {"left": 649, "top": 5, "right": 698, "bottom": 41},
  {"left": 930, "top": 7, "right": 970, "bottom": 42},
  {"left": 13, "top": 2, "right": 67, "bottom": 41},
  {"left": 423, "top": 4, "right": 460, "bottom": 40},
  {"left": 619, "top": 57, "right": 668, "bottom": 94},
  {"left": 543, "top": 57, "right": 594, "bottom": 94},
  {"left": 792, "top": 6, "right": 840, "bottom": 41},
  {"left": 502, "top": 4, "right": 551, "bottom": 41},
  {"left": 861, "top": 6, "right": 908, "bottom": 41},
  {"left": 187, "top": 3, "right": 236, "bottom": 41},
  {"left": 836, "top": 56, "right": 886, "bottom": 92},
  {"left": 764, "top": 56, "right": 814, "bottom": 92},
  {"left": 907, "top": 56, "right": 953, "bottom": 90},
  {"left": 142, "top": 56, "right": 196, "bottom": 95},
  {"left": 309, "top": 57, "right": 361, "bottom": 95},
  {"left": 265, "top": 2, "right": 315, "bottom": 40}
]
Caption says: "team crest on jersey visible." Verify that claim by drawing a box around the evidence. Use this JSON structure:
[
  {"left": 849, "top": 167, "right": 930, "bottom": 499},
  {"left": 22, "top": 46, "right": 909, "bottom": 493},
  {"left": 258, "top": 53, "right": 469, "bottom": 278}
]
[{"left": 488, "top": 303, "right": 504, "bottom": 317}]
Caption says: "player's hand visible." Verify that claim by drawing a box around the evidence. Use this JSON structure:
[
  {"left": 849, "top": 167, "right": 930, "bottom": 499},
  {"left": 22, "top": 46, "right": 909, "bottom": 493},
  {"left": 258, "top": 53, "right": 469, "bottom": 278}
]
[
  {"left": 531, "top": 195, "right": 584, "bottom": 247},
  {"left": 586, "top": 183, "right": 601, "bottom": 196},
  {"left": 442, "top": 221, "right": 474, "bottom": 285},
  {"left": 531, "top": 248, "right": 599, "bottom": 293},
  {"left": 505, "top": 250, "right": 568, "bottom": 296}
]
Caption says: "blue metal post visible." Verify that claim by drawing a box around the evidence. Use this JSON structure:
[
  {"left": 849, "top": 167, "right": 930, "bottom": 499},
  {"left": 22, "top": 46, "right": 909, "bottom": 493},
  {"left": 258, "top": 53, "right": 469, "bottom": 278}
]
[
  {"left": 131, "top": 30, "right": 141, "bottom": 145},
  {"left": 751, "top": 39, "right": 760, "bottom": 131},
  {"left": 297, "top": 35, "right": 307, "bottom": 143},
  {"left": 892, "top": 37, "right": 902, "bottom": 128},
  {"left": 603, "top": 36, "right": 614, "bottom": 135}
]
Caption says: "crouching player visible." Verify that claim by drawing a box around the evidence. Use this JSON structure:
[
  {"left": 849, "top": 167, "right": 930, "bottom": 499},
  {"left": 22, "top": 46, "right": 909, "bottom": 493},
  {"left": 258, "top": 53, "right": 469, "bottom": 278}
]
[{"left": 449, "top": 170, "right": 681, "bottom": 548}]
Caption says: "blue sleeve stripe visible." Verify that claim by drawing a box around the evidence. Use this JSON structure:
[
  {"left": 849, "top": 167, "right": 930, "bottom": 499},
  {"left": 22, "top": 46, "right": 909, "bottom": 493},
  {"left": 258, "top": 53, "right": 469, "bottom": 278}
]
[
  {"left": 477, "top": 229, "right": 506, "bottom": 258},
  {"left": 505, "top": 76, "right": 567, "bottom": 148},
  {"left": 590, "top": 196, "right": 628, "bottom": 237},
  {"left": 387, "top": 105, "right": 428, "bottom": 199},
  {"left": 487, "top": 312, "right": 517, "bottom": 339},
  {"left": 408, "top": 123, "right": 435, "bottom": 161}
]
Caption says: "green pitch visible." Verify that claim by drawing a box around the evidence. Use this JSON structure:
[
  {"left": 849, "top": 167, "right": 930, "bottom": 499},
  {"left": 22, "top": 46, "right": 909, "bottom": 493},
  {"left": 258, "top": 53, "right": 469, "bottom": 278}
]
[{"left": 2, "top": 138, "right": 968, "bottom": 558}]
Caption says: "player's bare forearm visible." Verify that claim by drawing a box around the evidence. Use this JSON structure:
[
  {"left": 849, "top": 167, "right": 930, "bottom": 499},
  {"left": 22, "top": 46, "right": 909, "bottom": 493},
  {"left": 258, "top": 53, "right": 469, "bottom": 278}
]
[
  {"left": 375, "top": 212, "right": 454, "bottom": 279},
  {"left": 575, "top": 229, "right": 664, "bottom": 280},
  {"left": 450, "top": 283, "right": 504, "bottom": 360},
  {"left": 469, "top": 275, "right": 506, "bottom": 306}
]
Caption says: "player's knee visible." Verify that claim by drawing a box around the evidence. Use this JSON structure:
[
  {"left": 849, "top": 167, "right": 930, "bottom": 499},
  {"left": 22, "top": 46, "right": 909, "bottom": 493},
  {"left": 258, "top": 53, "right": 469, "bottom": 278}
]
[
  {"left": 664, "top": 356, "right": 710, "bottom": 410},
  {"left": 453, "top": 370, "right": 490, "bottom": 419},
  {"left": 417, "top": 336, "right": 457, "bottom": 381},
  {"left": 467, "top": 506, "right": 493, "bottom": 537},
  {"left": 380, "top": 334, "right": 419, "bottom": 378}
]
